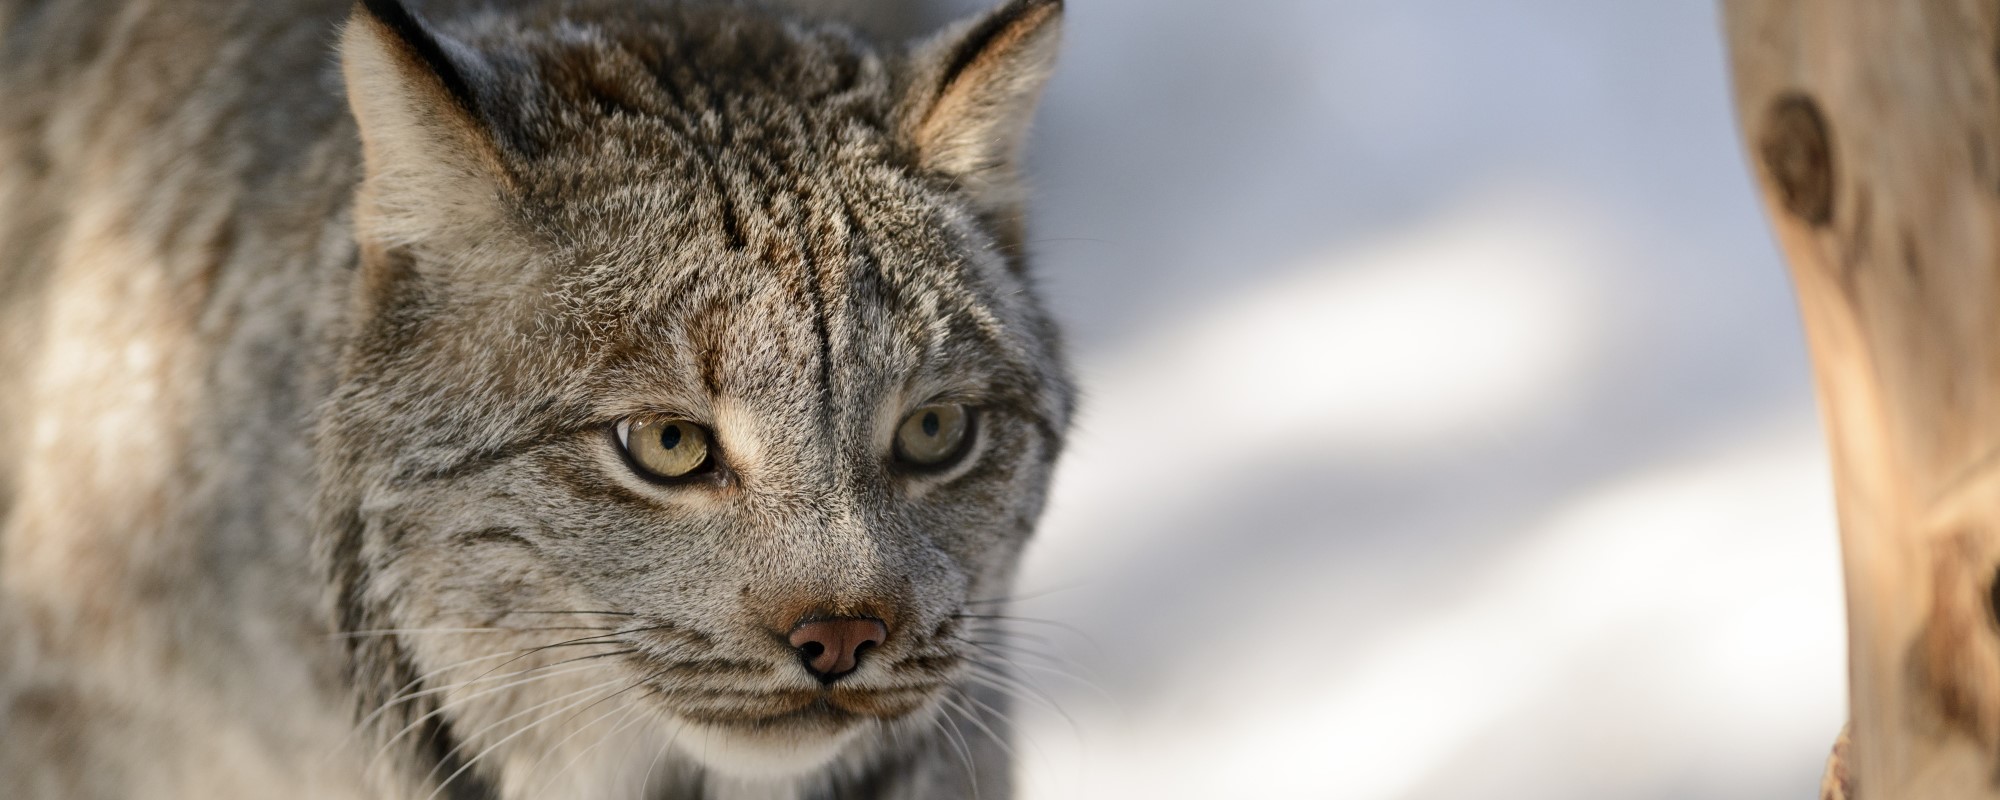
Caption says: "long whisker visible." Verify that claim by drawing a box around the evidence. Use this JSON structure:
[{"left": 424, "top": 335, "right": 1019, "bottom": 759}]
[
  {"left": 539, "top": 698, "right": 652, "bottom": 794},
  {"left": 637, "top": 714, "right": 683, "bottom": 800},
  {"left": 959, "top": 652, "right": 1059, "bottom": 704},
  {"left": 426, "top": 676, "right": 628, "bottom": 788},
  {"left": 521, "top": 688, "right": 638, "bottom": 793},
  {"left": 530, "top": 666, "right": 681, "bottom": 795},
  {"left": 954, "top": 686, "right": 1044, "bottom": 764},
  {"left": 960, "top": 584, "right": 1085, "bottom": 608},
  {"left": 960, "top": 661, "right": 1081, "bottom": 740},
  {"left": 328, "top": 613, "right": 641, "bottom": 767},
  {"left": 929, "top": 705, "right": 981, "bottom": 800},
  {"left": 545, "top": 665, "right": 672, "bottom": 736},
  {"left": 951, "top": 613, "right": 1099, "bottom": 651},
  {"left": 962, "top": 625, "right": 1066, "bottom": 654},
  {"left": 338, "top": 639, "right": 625, "bottom": 763},
  {"left": 453, "top": 623, "right": 674, "bottom": 689},
  {"left": 961, "top": 638, "right": 1115, "bottom": 704},
  {"left": 365, "top": 646, "right": 634, "bottom": 740},
  {"left": 955, "top": 626, "right": 1104, "bottom": 680},
  {"left": 333, "top": 648, "right": 538, "bottom": 762},
  {"left": 505, "top": 610, "right": 638, "bottom": 617},
  {"left": 939, "top": 690, "right": 1017, "bottom": 763},
  {"left": 958, "top": 662, "right": 1086, "bottom": 756},
  {"left": 370, "top": 655, "right": 631, "bottom": 769},
  {"left": 954, "top": 665, "right": 1039, "bottom": 711},
  {"left": 334, "top": 626, "right": 608, "bottom": 638},
  {"left": 422, "top": 676, "right": 627, "bottom": 786},
  {"left": 424, "top": 679, "right": 628, "bottom": 800}
]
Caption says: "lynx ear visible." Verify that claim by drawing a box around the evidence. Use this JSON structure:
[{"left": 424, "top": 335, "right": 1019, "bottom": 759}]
[
  {"left": 905, "top": 0, "right": 1063, "bottom": 209},
  {"left": 341, "top": 0, "right": 510, "bottom": 249}
]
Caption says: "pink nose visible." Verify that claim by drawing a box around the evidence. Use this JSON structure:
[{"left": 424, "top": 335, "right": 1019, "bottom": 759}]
[{"left": 787, "top": 617, "right": 888, "bottom": 682}]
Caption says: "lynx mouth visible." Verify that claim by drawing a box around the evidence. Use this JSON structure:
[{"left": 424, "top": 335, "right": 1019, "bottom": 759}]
[
  {"left": 660, "top": 686, "right": 945, "bottom": 779},
  {"left": 687, "top": 697, "right": 858, "bottom": 732},
  {"left": 662, "top": 684, "right": 940, "bottom": 731}
]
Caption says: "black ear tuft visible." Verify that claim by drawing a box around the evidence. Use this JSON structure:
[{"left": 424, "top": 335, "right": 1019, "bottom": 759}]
[
  {"left": 934, "top": 0, "right": 1062, "bottom": 100},
  {"left": 342, "top": 0, "right": 516, "bottom": 252},
  {"left": 904, "top": 0, "right": 1064, "bottom": 207},
  {"left": 355, "top": 0, "right": 480, "bottom": 116}
]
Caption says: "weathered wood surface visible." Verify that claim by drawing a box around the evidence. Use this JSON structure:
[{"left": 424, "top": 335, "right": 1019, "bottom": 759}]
[{"left": 1724, "top": 2, "right": 2000, "bottom": 796}]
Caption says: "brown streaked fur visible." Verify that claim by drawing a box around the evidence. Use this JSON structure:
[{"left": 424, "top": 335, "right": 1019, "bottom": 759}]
[{"left": 0, "top": 1, "right": 1072, "bottom": 798}]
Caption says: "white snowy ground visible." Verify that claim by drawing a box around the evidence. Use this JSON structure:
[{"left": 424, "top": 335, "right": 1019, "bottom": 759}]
[{"left": 923, "top": 1, "right": 1846, "bottom": 798}]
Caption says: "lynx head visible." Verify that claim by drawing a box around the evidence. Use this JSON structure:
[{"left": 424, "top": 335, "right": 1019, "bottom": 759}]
[{"left": 318, "top": 0, "right": 1070, "bottom": 787}]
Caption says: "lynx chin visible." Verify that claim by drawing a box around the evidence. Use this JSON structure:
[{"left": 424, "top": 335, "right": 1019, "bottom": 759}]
[{"left": 0, "top": 0, "right": 1074, "bottom": 797}]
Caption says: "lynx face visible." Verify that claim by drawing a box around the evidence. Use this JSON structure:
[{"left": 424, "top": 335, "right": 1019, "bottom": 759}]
[{"left": 318, "top": 0, "right": 1069, "bottom": 785}]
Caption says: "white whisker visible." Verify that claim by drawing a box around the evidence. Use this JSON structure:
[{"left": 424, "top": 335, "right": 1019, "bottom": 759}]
[
  {"left": 536, "top": 692, "right": 652, "bottom": 795},
  {"left": 962, "top": 638, "right": 1115, "bottom": 704},
  {"left": 940, "top": 690, "right": 1017, "bottom": 763},
  {"left": 424, "top": 680, "right": 628, "bottom": 800},
  {"left": 932, "top": 699, "right": 981, "bottom": 800},
  {"left": 959, "top": 664, "right": 1085, "bottom": 752},
  {"left": 334, "top": 626, "right": 606, "bottom": 639},
  {"left": 423, "top": 677, "right": 627, "bottom": 786},
  {"left": 522, "top": 689, "right": 637, "bottom": 793},
  {"left": 370, "top": 658, "right": 629, "bottom": 770},
  {"left": 955, "top": 686, "right": 1049, "bottom": 765}
]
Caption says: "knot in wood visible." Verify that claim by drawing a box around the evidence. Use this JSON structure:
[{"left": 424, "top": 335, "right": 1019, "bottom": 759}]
[
  {"left": 1759, "top": 92, "right": 1835, "bottom": 226},
  {"left": 1990, "top": 563, "right": 2000, "bottom": 633}
]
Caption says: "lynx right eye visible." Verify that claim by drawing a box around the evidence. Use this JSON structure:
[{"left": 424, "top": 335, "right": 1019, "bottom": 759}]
[
  {"left": 894, "top": 404, "right": 973, "bottom": 469},
  {"left": 615, "top": 417, "right": 715, "bottom": 481}
]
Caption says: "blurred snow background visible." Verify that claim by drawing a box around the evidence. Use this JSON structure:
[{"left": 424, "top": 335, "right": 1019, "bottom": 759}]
[{"left": 805, "top": 1, "right": 1847, "bottom": 797}]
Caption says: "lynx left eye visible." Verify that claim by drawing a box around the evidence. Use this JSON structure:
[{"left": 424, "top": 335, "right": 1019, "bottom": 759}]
[
  {"left": 894, "top": 404, "right": 973, "bottom": 469},
  {"left": 616, "top": 417, "right": 715, "bottom": 480}
]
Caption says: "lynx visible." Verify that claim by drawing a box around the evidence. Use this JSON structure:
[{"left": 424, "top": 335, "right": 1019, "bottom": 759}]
[{"left": 0, "top": 0, "right": 1072, "bottom": 797}]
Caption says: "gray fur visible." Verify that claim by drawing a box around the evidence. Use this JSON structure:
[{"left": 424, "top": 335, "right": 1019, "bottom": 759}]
[{"left": 0, "top": 1, "right": 1071, "bottom": 797}]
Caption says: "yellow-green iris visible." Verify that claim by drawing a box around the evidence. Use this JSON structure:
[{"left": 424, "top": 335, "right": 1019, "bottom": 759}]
[
  {"left": 895, "top": 404, "right": 971, "bottom": 467},
  {"left": 619, "top": 417, "right": 713, "bottom": 479}
]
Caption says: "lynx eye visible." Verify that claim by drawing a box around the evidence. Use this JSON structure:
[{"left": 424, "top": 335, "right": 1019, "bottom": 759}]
[
  {"left": 894, "top": 404, "right": 973, "bottom": 469},
  {"left": 615, "top": 417, "right": 714, "bottom": 481}
]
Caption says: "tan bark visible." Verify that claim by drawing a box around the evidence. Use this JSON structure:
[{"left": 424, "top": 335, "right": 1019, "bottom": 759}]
[{"left": 1724, "top": 1, "right": 2000, "bottom": 796}]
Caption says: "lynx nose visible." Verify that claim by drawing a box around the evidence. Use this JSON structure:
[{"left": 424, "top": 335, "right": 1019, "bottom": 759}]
[{"left": 788, "top": 616, "right": 888, "bottom": 683}]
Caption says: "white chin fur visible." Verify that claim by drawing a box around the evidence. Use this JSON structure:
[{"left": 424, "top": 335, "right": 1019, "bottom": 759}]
[{"left": 674, "top": 719, "right": 865, "bottom": 780}]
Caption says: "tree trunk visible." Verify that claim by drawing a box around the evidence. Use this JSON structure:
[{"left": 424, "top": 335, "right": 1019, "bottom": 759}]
[{"left": 1724, "top": 1, "right": 2000, "bottom": 796}]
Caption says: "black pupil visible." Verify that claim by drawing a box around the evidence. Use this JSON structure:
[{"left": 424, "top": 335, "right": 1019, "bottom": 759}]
[
  {"left": 658, "top": 424, "right": 682, "bottom": 450},
  {"left": 921, "top": 411, "right": 940, "bottom": 437}
]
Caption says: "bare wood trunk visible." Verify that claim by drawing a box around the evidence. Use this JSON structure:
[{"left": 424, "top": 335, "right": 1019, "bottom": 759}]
[{"left": 1724, "top": 1, "right": 2000, "bottom": 796}]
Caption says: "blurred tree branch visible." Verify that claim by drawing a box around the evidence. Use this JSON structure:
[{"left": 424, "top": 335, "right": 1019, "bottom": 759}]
[{"left": 1726, "top": 1, "right": 2000, "bottom": 796}]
